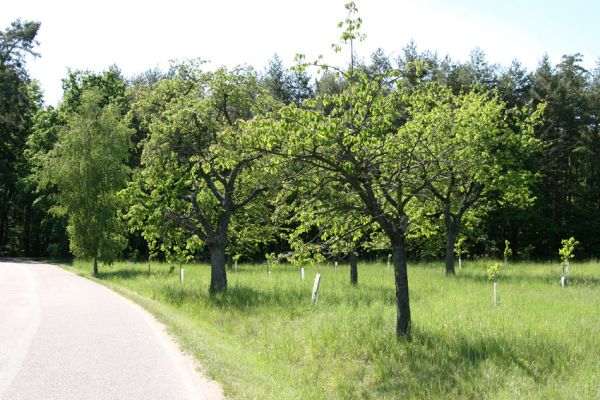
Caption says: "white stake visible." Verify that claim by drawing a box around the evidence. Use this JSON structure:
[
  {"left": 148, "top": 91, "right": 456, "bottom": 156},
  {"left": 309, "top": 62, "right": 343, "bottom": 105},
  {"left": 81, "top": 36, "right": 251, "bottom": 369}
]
[
  {"left": 234, "top": 259, "right": 238, "bottom": 271},
  {"left": 334, "top": 261, "right": 338, "bottom": 269},
  {"left": 561, "top": 275, "right": 566, "bottom": 288},
  {"left": 459, "top": 256, "right": 462, "bottom": 270},
  {"left": 311, "top": 273, "right": 321, "bottom": 306},
  {"left": 301, "top": 267, "right": 305, "bottom": 281},
  {"left": 180, "top": 266, "right": 184, "bottom": 283},
  {"left": 493, "top": 278, "right": 498, "bottom": 306}
]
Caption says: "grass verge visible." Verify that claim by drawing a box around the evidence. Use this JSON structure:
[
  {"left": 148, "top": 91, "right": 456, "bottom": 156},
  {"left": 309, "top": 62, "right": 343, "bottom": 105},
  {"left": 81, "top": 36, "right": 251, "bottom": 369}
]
[{"left": 63, "top": 259, "right": 600, "bottom": 399}]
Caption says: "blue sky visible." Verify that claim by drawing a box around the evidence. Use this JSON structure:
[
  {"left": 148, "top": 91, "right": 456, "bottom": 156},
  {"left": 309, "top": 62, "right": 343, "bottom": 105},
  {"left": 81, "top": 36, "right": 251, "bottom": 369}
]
[{"left": 3, "top": 0, "right": 599, "bottom": 105}]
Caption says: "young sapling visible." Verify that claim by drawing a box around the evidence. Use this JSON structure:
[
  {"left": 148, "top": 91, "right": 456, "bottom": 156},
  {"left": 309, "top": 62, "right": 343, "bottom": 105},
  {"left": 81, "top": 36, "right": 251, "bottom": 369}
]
[
  {"left": 455, "top": 237, "right": 466, "bottom": 270},
  {"left": 559, "top": 237, "right": 579, "bottom": 286},
  {"left": 503, "top": 240, "right": 512, "bottom": 265},
  {"left": 266, "top": 252, "right": 275, "bottom": 277},
  {"left": 487, "top": 262, "right": 501, "bottom": 306},
  {"left": 233, "top": 254, "right": 240, "bottom": 272}
]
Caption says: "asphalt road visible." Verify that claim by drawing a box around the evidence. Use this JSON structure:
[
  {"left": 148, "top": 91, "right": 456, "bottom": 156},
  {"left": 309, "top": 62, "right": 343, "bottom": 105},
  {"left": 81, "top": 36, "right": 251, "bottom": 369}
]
[{"left": 0, "top": 261, "right": 223, "bottom": 400}]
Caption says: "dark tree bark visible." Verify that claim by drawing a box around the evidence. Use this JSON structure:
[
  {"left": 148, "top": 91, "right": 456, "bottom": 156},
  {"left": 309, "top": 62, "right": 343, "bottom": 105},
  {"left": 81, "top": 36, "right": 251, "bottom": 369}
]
[
  {"left": 444, "top": 212, "right": 460, "bottom": 276},
  {"left": 93, "top": 255, "right": 98, "bottom": 275},
  {"left": 349, "top": 252, "right": 358, "bottom": 285},
  {"left": 22, "top": 205, "right": 31, "bottom": 256},
  {"left": 208, "top": 241, "right": 227, "bottom": 294},
  {"left": 391, "top": 234, "right": 411, "bottom": 337},
  {"left": 426, "top": 180, "right": 482, "bottom": 277},
  {"left": 0, "top": 212, "right": 6, "bottom": 248}
]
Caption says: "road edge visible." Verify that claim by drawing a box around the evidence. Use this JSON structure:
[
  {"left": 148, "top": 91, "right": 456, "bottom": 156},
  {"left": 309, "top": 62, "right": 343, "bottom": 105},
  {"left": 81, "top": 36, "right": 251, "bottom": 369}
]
[{"left": 53, "top": 263, "right": 227, "bottom": 400}]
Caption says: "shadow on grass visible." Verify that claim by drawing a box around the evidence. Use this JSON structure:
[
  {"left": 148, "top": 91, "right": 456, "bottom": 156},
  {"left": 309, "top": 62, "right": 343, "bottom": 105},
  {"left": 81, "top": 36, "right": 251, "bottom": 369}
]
[
  {"left": 206, "top": 284, "right": 399, "bottom": 311},
  {"left": 96, "top": 269, "right": 151, "bottom": 280},
  {"left": 365, "top": 328, "right": 571, "bottom": 399},
  {"left": 208, "top": 285, "right": 308, "bottom": 311},
  {"left": 158, "top": 282, "right": 394, "bottom": 311}
]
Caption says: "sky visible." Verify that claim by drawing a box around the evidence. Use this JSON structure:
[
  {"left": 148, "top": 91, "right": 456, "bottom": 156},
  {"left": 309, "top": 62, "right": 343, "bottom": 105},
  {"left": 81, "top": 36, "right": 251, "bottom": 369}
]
[{"left": 3, "top": 0, "right": 600, "bottom": 106}]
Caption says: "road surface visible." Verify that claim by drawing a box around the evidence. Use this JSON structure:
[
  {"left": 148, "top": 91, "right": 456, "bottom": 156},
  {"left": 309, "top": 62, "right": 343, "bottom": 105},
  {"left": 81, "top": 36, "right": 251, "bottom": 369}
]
[{"left": 0, "top": 260, "right": 223, "bottom": 400}]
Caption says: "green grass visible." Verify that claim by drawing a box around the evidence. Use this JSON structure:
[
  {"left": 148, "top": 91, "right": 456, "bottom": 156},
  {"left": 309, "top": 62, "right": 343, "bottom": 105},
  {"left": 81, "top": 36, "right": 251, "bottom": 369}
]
[{"left": 65, "top": 259, "right": 600, "bottom": 399}]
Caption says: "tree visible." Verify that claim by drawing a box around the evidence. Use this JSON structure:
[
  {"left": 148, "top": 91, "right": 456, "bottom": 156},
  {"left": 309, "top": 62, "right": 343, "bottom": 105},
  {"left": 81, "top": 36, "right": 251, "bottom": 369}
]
[
  {"left": 262, "top": 54, "right": 314, "bottom": 106},
  {"left": 523, "top": 54, "right": 597, "bottom": 257},
  {"left": 447, "top": 48, "right": 498, "bottom": 94},
  {"left": 272, "top": 160, "right": 372, "bottom": 285},
  {"left": 60, "top": 65, "right": 129, "bottom": 114},
  {"left": 263, "top": 54, "right": 292, "bottom": 105},
  {"left": 23, "top": 105, "right": 70, "bottom": 257},
  {"left": 0, "top": 20, "right": 41, "bottom": 254},
  {"left": 413, "top": 87, "right": 543, "bottom": 274},
  {"left": 124, "top": 64, "right": 277, "bottom": 293},
  {"left": 40, "top": 89, "right": 132, "bottom": 274},
  {"left": 261, "top": 2, "right": 431, "bottom": 336}
]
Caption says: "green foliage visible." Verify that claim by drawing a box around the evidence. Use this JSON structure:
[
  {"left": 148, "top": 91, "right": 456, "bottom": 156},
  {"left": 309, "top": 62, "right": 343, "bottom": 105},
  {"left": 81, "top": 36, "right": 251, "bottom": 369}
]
[
  {"left": 60, "top": 66, "right": 129, "bottom": 114},
  {"left": 123, "top": 64, "right": 278, "bottom": 265},
  {"left": 487, "top": 262, "right": 501, "bottom": 281},
  {"left": 454, "top": 236, "right": 467, "bottom": 257},
  {"left": 559, "top": 237, "right": 579, "bottom": 264},
  {"left": 503, "top": 240, "right": 512, "bottom": 261},
  {"left": 0, "top": 19, "right": 40, "bottom": 70},
  {"left": 40, "top": 89, "right": 132, "bottom": 265},
  {"left": 0, "top": 19, "right": 42, "bottom": 255},
  {"left": 408, "top": 79, "right": 543, "bottom": 273},
  {"left": 262, "top": 54, "right": 313, "bottom": 106}
]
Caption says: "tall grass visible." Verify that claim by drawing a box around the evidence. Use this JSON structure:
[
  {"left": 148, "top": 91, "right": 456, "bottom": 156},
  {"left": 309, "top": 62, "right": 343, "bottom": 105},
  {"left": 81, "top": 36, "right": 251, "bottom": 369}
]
[{"left": 68, "top": 259, "right": 600, "bottom": 399}]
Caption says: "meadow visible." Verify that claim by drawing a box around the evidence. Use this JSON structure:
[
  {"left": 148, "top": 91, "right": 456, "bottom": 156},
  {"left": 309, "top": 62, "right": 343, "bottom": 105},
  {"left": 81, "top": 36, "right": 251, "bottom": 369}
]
[{"left": 66, "top": 259, "right": 600, "bottom": 399}]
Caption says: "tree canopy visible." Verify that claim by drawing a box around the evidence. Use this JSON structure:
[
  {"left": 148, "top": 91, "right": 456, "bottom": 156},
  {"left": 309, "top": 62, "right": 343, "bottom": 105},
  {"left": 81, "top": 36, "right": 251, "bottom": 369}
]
[
  {"left": 123, "top": 64, "right": 278, "bottom": 292},
  {"left": 40, "top": 88, "right": 132, "bottom": 274}
]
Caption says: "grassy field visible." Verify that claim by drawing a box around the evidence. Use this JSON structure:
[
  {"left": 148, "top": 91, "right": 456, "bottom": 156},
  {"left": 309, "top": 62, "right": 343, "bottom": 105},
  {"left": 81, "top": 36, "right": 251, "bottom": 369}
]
[{"left": 65, "top": 259, "right": 600, "bottom": 399}]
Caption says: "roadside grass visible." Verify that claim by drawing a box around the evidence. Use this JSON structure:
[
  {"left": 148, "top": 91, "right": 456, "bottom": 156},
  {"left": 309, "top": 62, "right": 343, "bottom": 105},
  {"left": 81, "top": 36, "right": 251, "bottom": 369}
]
[{"left": 65, "top": 259, "right": 600, "bottom": 399}]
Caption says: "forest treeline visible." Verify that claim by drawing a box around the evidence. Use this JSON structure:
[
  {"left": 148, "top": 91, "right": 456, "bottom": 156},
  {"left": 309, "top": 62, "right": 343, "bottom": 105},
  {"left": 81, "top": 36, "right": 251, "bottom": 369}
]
[{"left": 2, "top": 17, "right": 600, "bottom": 267}]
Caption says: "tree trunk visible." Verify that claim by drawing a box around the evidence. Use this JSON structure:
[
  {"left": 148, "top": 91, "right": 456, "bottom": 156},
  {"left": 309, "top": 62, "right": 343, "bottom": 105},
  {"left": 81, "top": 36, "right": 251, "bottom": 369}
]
[
  {"left": 209, "top": 242, "right": 227, "bottom": 294},
  {"left": 444, "top": 216, "right": 459, "bottom": 276},
  {"left": 391, "top": 235, "right": 411, "bottom": 337},
  {"left": 0, "top": 209, "right": 7, "bottom": 249},
  {"left": 22, "top": 205, "right": 31, "bottom": 256},
  {"left": 349, "top": 252, "right": 358, "bottom": 285},
  {"left": 93, "top": 255, "right": 99, "bottom": 275}
]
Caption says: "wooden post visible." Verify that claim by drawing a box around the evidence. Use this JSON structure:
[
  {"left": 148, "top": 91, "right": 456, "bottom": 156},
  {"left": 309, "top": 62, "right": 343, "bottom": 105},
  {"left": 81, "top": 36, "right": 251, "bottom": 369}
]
[{"left": 311, "top": 273, "right": 321, "bottom": 306}]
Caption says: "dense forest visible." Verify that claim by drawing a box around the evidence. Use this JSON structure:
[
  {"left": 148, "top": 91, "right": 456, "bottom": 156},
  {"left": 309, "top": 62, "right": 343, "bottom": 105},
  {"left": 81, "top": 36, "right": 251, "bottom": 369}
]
[{"left": 2, "top": 15, "right": 600, "bottom": 269}]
